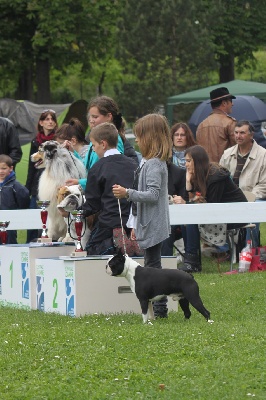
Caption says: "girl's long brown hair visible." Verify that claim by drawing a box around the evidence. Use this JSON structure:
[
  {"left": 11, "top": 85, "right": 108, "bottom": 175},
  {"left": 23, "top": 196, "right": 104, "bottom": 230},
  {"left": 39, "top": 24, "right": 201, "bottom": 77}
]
[
  {"left": 185, "top": 145, "right": 226, "bottom": 197},
  {"left": 134, "top": 114, "right": 172, "bottom": 161}
]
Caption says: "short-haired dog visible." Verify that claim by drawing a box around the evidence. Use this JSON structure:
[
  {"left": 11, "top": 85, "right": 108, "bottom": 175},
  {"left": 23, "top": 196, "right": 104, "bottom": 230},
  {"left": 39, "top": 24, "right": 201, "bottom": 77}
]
[{"left": 106, "top": 249, "right": 213, "bottom": 324}]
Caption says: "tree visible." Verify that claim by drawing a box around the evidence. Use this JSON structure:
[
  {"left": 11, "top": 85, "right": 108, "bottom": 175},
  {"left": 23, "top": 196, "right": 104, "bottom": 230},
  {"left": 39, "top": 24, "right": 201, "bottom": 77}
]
[
  {"left": 0, "top": 0, "right": 120, "bottom": 102},
  {"left": 115, "top": 0, "right": 216, "bottom": 119},
  {"left": 204, "top": 0, "right": 266, "bottom": 82}
]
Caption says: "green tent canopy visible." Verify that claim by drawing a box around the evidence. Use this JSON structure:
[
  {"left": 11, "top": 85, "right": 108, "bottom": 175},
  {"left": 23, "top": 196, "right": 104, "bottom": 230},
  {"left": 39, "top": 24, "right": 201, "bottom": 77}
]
[{"left": 166, "top": 79, "right": 266, "bottom": 125}]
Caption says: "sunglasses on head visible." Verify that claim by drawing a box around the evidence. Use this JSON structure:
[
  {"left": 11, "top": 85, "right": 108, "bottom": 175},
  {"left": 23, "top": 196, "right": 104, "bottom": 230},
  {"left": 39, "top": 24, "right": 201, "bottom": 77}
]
[{"left": 42, "top": 109, "right": 56, "bottom": 114}]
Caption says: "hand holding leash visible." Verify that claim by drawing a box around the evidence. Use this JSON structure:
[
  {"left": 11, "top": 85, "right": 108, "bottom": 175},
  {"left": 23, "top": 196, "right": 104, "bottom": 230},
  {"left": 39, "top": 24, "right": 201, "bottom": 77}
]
[{"left": 112, "top": 184, "right": 127, "bottom": 199}]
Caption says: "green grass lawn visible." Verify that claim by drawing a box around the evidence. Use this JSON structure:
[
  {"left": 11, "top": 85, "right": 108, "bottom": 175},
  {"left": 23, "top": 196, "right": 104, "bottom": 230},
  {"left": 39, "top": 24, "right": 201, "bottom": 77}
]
[{"left": 0, "top": 272, "right": 265, "bottom": 399}]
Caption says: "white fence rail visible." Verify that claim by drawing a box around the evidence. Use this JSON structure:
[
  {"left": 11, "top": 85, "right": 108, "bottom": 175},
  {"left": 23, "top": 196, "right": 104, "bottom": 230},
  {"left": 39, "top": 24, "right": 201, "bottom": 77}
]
[{"left": 1, "top": 202, "right": 265, "bottom": 230}]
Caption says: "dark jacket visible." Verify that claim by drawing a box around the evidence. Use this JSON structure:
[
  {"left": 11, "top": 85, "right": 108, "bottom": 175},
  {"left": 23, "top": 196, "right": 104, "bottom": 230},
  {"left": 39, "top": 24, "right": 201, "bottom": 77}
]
[
  {"left": 123, "top": 139, "right": 139, "bottom": 165},
  {"left": 0, "top": 171, "right": 30, "bottom": 210},
  {"left": 167, "top": 162, "right": 187, "bottom": 199},
  {"left": 0, "top": 118, "right": 22, "bottom": 166},
  {"left": 83, "top": 154, "right": 136, "bottom": 228},
  {"left": 25, "top": 138, "right": 43, "bottom": 196},
  {"left": 206, "top": 165, "right": 247, "bottom": 203}
]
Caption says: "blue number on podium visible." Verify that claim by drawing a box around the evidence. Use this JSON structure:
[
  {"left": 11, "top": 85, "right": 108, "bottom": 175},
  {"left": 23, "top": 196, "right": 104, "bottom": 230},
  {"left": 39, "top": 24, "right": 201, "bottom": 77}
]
[{"left": 53, "top": 279, "right": 58, "bottom": 308}]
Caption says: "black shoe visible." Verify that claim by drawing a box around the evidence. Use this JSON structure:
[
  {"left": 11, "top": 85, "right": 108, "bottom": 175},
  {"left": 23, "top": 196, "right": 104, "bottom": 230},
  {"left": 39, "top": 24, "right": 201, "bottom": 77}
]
[
  {"left": 154, "top": 314, "right": 168, "bottom": 319},
  {"left": 178, "top": 252, "right": 202, "bottom": 273}
]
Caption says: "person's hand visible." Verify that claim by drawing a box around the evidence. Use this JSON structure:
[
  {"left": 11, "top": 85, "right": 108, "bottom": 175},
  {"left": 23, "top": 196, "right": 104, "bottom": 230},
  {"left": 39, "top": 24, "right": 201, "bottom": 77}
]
[
  {"left": 112, "top": 184, "right": 127, "bottom": 199},
  {"left": 62, "top": 140, "right": 74, "bottom": 152},
  {"left": 172, "top": 195, "right": 186, "bottom": 204},
  {"left": 65, "top": 178, "right": 79, "bottom": 186},
  {"left": 130, "top": 228, "right": 136, "bottom": 241},
  {"left": 186, "top": 170, "right": 193, "bottom": 183},
  {"left": 57, "top": 207, "right": 69, "bottom": 218}
]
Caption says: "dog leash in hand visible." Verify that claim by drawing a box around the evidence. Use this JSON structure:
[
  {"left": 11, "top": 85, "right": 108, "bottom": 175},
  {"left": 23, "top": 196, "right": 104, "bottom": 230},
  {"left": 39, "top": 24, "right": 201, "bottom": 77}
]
[{"left": 117, "top": 198, "right": 127, "bottom": 256}]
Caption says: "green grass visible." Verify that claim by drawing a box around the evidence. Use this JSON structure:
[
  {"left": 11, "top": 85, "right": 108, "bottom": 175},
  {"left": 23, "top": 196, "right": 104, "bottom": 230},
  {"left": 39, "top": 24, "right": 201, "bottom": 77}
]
[
  {"left": 10, "top": 169, "right": 266, "bottom": 398},
  {"left": 0, "top": 273, "right": 265, "bottom": 399}
]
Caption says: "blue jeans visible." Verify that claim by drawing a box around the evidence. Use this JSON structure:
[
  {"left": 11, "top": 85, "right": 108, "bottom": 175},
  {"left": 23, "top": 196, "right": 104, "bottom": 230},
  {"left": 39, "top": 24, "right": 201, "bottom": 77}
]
[
  {"left": 245, "top": 198, "right": 265, "bottom": 247},
  {"left": 161, "top": 225, "right": 182, "bottom": 256},
  {"left": 183, "top": 224, "right": 201, "bottom": 255}
]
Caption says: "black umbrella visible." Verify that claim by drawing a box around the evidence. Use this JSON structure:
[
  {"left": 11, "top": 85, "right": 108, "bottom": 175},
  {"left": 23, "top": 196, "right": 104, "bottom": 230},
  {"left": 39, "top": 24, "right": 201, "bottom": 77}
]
[{"left": 189, "top": 95, "right": 266, "bottom": 136}]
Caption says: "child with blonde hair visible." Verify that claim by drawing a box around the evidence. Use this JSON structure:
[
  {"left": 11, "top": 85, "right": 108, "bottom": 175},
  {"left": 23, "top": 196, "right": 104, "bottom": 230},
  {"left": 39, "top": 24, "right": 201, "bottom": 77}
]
[{"left": 113, "top": 113, "right": 172, "bottom": 318}]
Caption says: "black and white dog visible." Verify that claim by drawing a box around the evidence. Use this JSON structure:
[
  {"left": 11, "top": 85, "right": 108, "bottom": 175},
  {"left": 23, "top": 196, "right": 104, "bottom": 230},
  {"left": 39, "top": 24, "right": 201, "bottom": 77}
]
[{"left": 106, "top": 249, "right": 213, "bottom": 324}]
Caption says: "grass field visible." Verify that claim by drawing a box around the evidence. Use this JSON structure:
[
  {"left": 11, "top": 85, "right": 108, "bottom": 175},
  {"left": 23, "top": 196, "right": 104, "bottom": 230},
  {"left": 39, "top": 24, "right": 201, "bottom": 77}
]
[
  {"left": 0, "top": 272, "right": 265, "bottom": 399},
  {"left": 2, "top": 225, "right": 266, "bottom": 399}
]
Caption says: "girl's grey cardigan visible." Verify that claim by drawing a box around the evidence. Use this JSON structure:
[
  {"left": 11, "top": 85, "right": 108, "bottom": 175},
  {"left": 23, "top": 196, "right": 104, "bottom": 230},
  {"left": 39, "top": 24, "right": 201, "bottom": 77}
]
[{"left": 127, "top": 158, "right": 170, "bottom": 249}]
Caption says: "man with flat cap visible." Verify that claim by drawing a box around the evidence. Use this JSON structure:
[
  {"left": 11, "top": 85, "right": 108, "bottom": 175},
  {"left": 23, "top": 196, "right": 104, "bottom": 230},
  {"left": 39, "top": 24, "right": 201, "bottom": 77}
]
[{"left": 196, "top": 87, "right": 236, "bottom": 162}]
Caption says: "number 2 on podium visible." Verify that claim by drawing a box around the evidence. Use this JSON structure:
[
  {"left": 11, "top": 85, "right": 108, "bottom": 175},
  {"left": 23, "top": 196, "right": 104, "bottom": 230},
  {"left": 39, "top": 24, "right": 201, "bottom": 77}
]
[{"left": 53, "top": 278, "right": 58, "bottom": 308}]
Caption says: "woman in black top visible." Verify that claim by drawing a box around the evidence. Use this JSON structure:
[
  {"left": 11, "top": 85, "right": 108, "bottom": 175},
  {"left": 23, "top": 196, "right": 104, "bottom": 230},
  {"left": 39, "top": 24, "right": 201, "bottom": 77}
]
[{"left": 179, "top": 145, "right": 247, "bottom": 273}]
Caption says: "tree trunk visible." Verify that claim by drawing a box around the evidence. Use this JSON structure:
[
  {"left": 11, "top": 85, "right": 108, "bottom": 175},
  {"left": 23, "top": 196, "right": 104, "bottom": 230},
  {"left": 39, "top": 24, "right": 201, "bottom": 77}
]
[
  {"left": 17, "top": 67, "right": 34, "bottom": 101},
  {"left": 98, "top": 71, "right": 106, "bottom": 95},
  {"left": 36, "top": 58, "right": 50, "bottom": 103},
  {"left": 219, "top": 53, "right": 235, "bottom": 83}
]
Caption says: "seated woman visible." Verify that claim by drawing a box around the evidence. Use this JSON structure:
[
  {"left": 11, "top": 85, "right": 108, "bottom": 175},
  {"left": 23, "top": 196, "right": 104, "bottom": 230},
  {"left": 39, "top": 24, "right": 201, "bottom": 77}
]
[
  {"left": 170, "top": 122, "right": 196, "bottom": 168},
  {"left": 175, "top": 145, "right": 247, "bottom": 273}
]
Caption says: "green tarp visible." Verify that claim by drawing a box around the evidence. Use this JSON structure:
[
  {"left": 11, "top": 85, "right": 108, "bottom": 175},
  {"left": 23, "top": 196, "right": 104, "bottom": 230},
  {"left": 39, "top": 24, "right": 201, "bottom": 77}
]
[{"left": 166, "top": 79, "right": 266, "bottom": 124}]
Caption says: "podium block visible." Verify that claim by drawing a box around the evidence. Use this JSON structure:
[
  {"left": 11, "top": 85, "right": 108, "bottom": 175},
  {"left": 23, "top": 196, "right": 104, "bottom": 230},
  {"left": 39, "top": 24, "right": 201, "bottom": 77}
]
[
  {"left": 0, "top": 243, "right": 74, "bottom": 309},
  {"left": 35, "top": 256, "right": 178, "bottom": 316}
]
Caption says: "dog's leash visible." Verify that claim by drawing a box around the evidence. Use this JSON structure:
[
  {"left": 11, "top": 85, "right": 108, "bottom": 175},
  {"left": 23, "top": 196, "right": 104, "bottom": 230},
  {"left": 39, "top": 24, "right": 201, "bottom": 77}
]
[{"left": 117, "top": 199, "right": 127, "bottom": 256}]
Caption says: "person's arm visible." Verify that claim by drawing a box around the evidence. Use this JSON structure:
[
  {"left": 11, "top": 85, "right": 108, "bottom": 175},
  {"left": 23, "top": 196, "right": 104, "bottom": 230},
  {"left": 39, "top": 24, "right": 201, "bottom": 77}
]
[
  {"left": 206, "top": 181, "right": 226, "bottom": 203},
  {"left": 251, "top": 160, "right": 266, "bottom": 199},
  {"left": 82, "top": 165, "right": 103, "bottom": 216},
  {"left": 227, "top": 120, "right": 236, "bottom": 147},
  {"left": 13, "top": 182, "right": 30, "bottom": 209},
  {"left": 6, "top": 121, "right": 22, "bottom": 166},
  {"left": 113, "top": 160, "right": 162, "bottom": 203},
  {"left": 25, "top": 141, "right": 36, "bottom": 192}
]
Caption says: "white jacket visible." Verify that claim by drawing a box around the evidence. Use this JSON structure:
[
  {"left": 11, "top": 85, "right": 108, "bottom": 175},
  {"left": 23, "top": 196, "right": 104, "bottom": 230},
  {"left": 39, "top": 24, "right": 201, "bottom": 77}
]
[{"left": 220, "top": 140, "right": 266, "bottom": 199}]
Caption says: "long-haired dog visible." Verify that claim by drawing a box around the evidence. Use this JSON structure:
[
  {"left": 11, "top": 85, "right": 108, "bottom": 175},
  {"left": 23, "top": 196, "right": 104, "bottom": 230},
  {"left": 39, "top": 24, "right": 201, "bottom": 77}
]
[
  {"left": 57, "top": 185, "right": 92, "bottom": 249},
  {"left": 106, "top": 249, "right": 213, "bottom": 324},
  {"left": 31, "top": 140, "right": 87, "bottom": 240}
]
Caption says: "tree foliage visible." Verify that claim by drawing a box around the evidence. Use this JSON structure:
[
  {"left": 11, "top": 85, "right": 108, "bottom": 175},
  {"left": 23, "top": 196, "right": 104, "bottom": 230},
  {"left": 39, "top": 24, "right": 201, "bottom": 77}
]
[
  {"left": 0, "top": 0, "right": 265, "bottom": 119},
  {"left": 203, "top": 0, "right": 266, "bottom": 82},
  {"left": 0, "top": 0, "right": 119, "bottom": 102},
  {"left": 115, "top": 0, "right": 217, "bottom": 119}
]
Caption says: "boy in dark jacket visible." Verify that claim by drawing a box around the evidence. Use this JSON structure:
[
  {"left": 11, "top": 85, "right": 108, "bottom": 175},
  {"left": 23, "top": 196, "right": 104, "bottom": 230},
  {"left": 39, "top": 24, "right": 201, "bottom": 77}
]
[
  {"left": 83, "top": 122, "right": 137, "bottom": 255},
  {"left": 0, "top": 154, "right": 30, "bottom": 244}
]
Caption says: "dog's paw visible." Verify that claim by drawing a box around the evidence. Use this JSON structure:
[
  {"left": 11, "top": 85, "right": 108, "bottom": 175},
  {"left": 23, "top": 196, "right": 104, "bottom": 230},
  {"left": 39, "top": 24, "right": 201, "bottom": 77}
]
[
  {"left": 207, "top": 319, "right": 214, "bottom": 324},
  {"left": 61, "top": 234, "right": 74, "bottom": 243}
]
